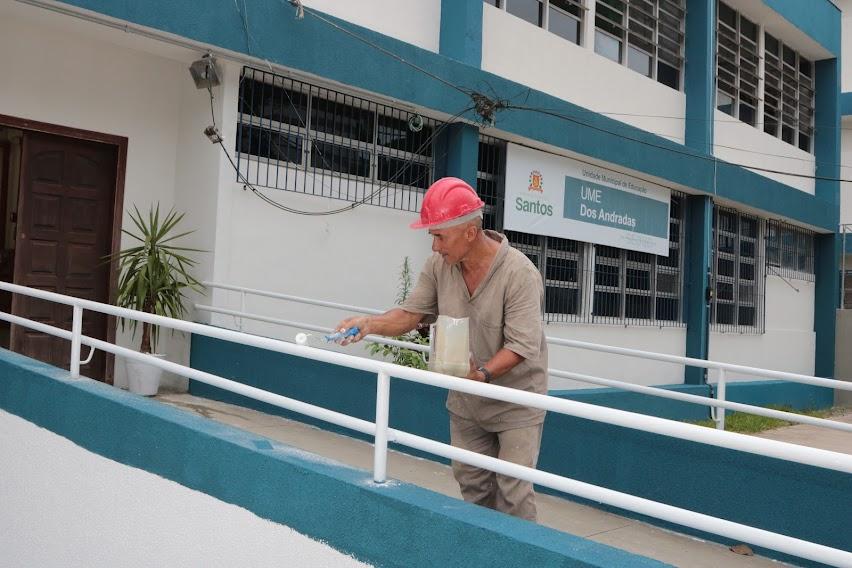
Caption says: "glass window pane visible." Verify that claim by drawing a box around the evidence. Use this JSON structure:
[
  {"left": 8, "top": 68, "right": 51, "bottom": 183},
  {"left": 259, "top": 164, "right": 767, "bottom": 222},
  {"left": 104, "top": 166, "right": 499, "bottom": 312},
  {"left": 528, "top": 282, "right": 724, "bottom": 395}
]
[
  {"left": 549, "top": 6, "right": 580, "bottom": 44},
  {"left": 507, "top": 0, "right": 542, "bottom": 26},
  {"left": 627, "top": 46, "right": 652, "bottom": 77},
  {"left": 657, "top": 61, "right": 680, "bottom": 89},
  {"left": 717, "top": 91, "right": 734, "bottom": 116},
  {"left": 310, "top": 141, "right": 370, "bottom": 177},
  {"left": 545, "top": 286, "right": 578, "bottom": 315},
  {"left": 593, "top": 291, "right": 621, "bottom": 317},
  {"left": 595, "top": 30, "right": 622, "bottom": 62},
  {"left": 237, "top": 123, "right": 302, "bottom": 164}
]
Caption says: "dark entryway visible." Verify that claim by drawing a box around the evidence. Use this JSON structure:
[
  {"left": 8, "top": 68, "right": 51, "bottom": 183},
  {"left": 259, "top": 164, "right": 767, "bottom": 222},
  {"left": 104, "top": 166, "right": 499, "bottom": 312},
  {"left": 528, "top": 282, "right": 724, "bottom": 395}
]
[{"left": 0, "top": 116, "right": 127, "bottom": 382}]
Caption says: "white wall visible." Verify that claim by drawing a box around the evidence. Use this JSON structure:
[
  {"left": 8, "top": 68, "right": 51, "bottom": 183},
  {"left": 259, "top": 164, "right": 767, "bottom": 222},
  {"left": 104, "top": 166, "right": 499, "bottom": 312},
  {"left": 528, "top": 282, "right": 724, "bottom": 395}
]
[
  {"left": 713, "top": 110, "right": 816, "bottom": 195},
  {"left": 841, "top": 118, "right": 852, "bottom": 226},
  {"left": 0, "top": 410, "right": 370, "bottom": 568},
  {"left": 708, "top": 276, "right": 816, "bottom": 381},
  {"left": 302, "top": 0, "right": 441, "bottom": 53},
  {"left": 840, "top": 0, "right": 852, "bottom": 92},
  {"left": 481, "top": 4, "right": 686, "bottom": 144},
  {"left": 546, "top": 324, "right": 686, "bottom": 390},
  {"left": 0, "top": 3, "right": 194, "bottom": 388}
]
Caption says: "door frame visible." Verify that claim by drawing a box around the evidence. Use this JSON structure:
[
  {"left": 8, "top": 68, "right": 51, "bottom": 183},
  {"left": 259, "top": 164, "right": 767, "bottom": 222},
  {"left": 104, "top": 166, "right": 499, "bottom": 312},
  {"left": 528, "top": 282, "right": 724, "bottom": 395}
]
[{"left": 0, "top": 113, "right": 128, "bottom": 383}]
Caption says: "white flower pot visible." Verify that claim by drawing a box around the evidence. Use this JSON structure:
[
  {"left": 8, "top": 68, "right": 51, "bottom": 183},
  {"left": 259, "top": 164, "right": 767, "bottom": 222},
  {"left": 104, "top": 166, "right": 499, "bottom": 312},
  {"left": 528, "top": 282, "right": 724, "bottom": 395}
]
[{"left": 126, "top": 354, "right": 166, "bottom": 396}]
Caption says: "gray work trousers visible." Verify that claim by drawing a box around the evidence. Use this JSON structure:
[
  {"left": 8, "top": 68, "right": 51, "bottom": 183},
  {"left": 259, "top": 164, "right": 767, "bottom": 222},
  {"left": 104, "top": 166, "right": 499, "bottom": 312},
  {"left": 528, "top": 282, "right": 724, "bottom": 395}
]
[{"left": 449, "top": 416, "right": 544, "bottom": 522}]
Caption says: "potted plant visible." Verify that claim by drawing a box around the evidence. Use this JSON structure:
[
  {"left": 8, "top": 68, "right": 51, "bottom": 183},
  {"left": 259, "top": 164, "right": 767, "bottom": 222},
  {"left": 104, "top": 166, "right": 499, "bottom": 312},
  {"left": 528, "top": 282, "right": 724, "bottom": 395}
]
[{"left": 111, "top": 204, "right": 204, "bottom": 395}]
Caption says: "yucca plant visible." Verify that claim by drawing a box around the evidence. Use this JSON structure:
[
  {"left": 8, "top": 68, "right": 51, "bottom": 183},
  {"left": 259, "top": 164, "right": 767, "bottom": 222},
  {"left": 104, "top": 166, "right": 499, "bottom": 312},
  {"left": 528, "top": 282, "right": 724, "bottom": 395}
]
[{"left": 110, "top": 204, "right": 204, "bottom": 354}]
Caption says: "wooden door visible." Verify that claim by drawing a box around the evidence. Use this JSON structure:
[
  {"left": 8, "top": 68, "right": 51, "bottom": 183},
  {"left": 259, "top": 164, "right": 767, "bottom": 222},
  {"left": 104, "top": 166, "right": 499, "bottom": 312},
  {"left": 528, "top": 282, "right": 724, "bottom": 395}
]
[{"left": 11, "top": 132, "right": 117, "bottom": 380}]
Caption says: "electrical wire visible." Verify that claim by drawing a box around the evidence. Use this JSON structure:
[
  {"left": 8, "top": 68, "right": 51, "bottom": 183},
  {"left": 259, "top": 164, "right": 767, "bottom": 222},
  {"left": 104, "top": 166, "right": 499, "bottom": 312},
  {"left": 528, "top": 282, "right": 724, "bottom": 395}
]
[
  {"left": 503, "top": 104, "right": 852, "bottom": 183},
  {"left": 210, "top": 81, "right": 475, "bottom": 215}
]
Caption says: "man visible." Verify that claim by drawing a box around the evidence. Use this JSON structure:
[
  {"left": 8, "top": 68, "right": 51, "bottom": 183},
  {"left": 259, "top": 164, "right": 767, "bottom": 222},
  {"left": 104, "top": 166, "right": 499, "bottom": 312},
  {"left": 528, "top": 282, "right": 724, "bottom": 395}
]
[{"left": 335, "top": 177, "right": 548, "bottom": 521}]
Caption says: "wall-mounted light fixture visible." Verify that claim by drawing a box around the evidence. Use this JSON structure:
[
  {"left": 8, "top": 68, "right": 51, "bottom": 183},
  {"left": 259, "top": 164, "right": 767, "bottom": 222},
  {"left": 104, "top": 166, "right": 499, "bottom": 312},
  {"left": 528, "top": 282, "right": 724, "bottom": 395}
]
[{"left": 189, "top": 54, "right": 221, "bottom": 89}]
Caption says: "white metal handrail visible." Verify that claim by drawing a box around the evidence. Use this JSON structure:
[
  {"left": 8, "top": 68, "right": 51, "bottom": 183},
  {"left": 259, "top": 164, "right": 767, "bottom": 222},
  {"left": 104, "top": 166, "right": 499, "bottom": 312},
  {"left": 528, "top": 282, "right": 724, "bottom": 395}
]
[
  {"left": 1, "top": 282, "right": 852, "bottom": 566},
  {"left": 199, "top": 281, "right": 852, "bottom": 432}
]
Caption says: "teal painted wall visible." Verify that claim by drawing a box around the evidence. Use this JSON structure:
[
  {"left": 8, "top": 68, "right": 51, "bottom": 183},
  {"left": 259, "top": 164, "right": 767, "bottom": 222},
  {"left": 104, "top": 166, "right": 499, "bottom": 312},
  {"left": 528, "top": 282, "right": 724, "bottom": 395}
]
[
  {"left": 55, "top": 0, "right": 839, "bottom": 231},
  {"left": 684, "top": 196, "right": 713, "bottom": 384},
  {"left": 0, "top": 349, "right": 668, "bottom": 568},
  {"left": 813, "top": 58, "right": 841, "bottom": 378},
  {"left": 683, "top": 0, "right": 715, "bottom": 155},
  {"left": 189, "top": 335, "right": 846, "bottom": 564},
  {"left": 437, "top": 123, "right": 480, "bottom": 188},
  {"left": 841, "top": 92, "right": 852, "bottom": 116},
  {"left": 762, "top": 0, "right": 840, "bottom": 56},
  {"left": 439, "top": 0, "right": 482, "bottom": 67}
]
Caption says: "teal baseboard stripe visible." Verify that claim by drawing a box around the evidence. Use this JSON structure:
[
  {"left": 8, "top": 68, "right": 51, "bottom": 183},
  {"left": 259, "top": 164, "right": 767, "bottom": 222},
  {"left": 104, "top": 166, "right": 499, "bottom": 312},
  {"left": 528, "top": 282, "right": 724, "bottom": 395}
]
[
  {"left": 55, "top": 0, "right": 837, "bottom": 230},
  {"left": 189, "top": 334, "right": 849, "bottom": 565},
  {"left": 0, "top": 348, "right": 669, "bottom": 568}
]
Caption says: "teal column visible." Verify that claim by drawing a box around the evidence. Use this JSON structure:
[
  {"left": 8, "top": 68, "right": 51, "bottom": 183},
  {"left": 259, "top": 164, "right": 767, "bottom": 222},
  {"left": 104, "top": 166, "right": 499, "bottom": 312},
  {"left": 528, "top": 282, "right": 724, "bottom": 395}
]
[
  {"left": 684, "top": 196, "right": 713, "bottom": 384},
  {"left": 437, "top": 123, "right": 479, "bottom": 188},
  {"left": 813, "top": 58, "right": 841, "bottom": 378},
  {"left": 439, "top": 0, "right": 483, "bottom": 67},
  {"left": 683, "top": 0, "right": 716, "bottom": 154}
]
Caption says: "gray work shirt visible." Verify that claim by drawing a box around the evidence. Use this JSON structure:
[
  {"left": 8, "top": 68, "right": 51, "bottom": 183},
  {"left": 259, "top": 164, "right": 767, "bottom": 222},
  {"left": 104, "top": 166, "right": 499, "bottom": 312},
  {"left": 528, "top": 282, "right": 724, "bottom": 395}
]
[{"left": 402, "top": 230, "right": 548, "bottom": 429}]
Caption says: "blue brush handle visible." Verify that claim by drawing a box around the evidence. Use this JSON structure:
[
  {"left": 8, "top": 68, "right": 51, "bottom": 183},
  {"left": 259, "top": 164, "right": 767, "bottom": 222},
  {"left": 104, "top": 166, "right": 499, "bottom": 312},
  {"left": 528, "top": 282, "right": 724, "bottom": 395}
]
[{"left": 324, "top": 326, "right": 360, "bottom": 343}]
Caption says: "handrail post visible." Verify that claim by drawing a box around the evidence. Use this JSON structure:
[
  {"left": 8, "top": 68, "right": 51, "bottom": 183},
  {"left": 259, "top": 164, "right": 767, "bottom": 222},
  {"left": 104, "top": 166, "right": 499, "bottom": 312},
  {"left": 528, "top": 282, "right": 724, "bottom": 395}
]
[
  {"left": 373, "top": 370, "right": 391, "bottom": 483},
  {"left": 70, "top": 305, "right": 83, "bottom": 378},
  {"left": 715, "top": 368, "right": 727, "bottom": 431}
]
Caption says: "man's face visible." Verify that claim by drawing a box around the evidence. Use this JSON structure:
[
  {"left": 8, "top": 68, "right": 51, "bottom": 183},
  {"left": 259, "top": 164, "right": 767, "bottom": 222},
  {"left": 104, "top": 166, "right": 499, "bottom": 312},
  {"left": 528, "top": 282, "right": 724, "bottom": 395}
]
[{"left": 429, "top": 224, "right": 473, "bottom": 266}]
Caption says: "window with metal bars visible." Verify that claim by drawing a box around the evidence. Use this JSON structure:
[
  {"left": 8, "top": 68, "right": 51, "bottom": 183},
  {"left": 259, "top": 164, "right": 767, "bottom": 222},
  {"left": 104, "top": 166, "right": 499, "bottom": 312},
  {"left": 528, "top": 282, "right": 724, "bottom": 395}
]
[
  {"left": 593, "top": 0, "right": 685, "bottom": 90},
  {"left": 764, "top": 34, "right": 814, "bottom": 152},
  {"left": 486, "top": 0, "right": 585, "bottom": 46},
  {"left": 711, "top": 207, "right": 764, "bottom": 332},
  {"left": 715, "top": 1, "right": 759, "bottom": 126},
  {"left": 765, "top": 220, "right": 815, "bottom": 281},
  {"left": 477, "top": 136, "right": 685, "bottom": 325},
  {"left": 236, "top": 67, "right": 441, "bottom": 212}
]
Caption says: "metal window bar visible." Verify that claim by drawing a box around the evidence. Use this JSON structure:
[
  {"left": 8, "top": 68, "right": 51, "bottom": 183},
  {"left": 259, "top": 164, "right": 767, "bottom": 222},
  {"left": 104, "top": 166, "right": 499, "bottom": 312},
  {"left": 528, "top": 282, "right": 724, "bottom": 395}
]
[
  {"left": 765, "top": 220, "right": 816, "bottom": 282},
  {"left": 594, "top": 0, "right": 685, "bottom": 90},
  {"left": 236, "top": 67, "right": 442, "bottom": 212},
  {"left": 711, "top": 206, "right": 766, "bottom": 333},
  {"left": 477, "top": 136, "right": 685, "bottom": 326}
]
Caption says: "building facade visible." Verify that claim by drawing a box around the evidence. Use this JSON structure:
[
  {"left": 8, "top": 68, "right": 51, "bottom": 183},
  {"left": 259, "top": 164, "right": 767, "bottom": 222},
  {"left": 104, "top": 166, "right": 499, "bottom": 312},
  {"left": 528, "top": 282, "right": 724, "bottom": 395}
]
[{"left": 0, "top": 0, "right": 844, "bottom": 390}]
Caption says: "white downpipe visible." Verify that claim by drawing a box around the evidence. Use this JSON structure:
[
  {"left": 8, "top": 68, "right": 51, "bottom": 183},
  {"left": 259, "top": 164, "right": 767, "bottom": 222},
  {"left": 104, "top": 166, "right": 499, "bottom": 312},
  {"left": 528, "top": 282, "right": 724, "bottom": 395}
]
[
  {"left": 716, "top": 369, "right": 727, "bottom": 431},
  {"left": 238, "top": 291, "right": 246, "bottom": 331},
  {"left": 373, "top": 370, "right": 391, "bottom": 483},
  {"left": 70, "top": 305, "right": 83, "bottom": 379}
]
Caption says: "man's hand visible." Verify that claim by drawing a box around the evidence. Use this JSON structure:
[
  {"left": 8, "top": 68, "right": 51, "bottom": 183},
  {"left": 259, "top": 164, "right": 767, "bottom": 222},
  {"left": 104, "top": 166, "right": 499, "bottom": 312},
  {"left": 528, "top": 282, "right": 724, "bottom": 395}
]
[{"left": 333, "top": 316, "right": 372, "bottom": 345}]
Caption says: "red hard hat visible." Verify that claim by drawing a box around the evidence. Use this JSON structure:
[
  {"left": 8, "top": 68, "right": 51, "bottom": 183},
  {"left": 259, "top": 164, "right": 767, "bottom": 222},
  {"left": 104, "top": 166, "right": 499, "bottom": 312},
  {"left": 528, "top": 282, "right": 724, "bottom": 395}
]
[{"left": 410, "top": 177, "right": 485, "bottom": 229}]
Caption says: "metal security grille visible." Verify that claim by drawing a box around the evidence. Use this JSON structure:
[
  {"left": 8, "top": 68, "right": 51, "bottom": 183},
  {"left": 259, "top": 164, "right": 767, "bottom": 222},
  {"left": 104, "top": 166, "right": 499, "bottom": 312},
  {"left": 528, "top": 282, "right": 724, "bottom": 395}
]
[
  {"left": 765, "top": 220, "right": 815, "bottom": 281},
  {"left": 477, "top": 136, "right": 685, "bottom": 326},
  {"left": 711, "top": 206, "right": 765, "bottom": 332},
  {"left": 594, "top": 0, "right": 685, "bottom": 90},
  {"left": 236, "top": 67, "right": 441, "bottom": 212},
  {"left": 716, "top": 1, "right": 759, "bottom": 126}
]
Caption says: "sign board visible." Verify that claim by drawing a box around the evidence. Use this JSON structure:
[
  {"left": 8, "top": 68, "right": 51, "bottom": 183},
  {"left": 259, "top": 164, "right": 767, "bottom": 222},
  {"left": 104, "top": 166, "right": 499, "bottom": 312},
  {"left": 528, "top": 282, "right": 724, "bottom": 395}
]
[{"left": 503, "top": 143, "right": 671, "bottom": 256}]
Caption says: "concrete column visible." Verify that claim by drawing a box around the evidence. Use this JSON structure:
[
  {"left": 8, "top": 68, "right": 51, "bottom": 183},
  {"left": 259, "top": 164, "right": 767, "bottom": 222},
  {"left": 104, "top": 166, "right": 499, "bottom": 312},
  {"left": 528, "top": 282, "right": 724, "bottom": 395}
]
[
  {"left": 814, "top": 58, "right": 840, "bottom": 378},
  {"left": 684, "top": 196, "right": 713, "bottom": 384},
  {"left": 439, "top": 0, "right": 483, "bottom": 67},
  {"left": 438, "top": 122, "right": 480, "bottom": 189},
  {"left": 683, "top": 0, "right": 716, "bottom": 155}
]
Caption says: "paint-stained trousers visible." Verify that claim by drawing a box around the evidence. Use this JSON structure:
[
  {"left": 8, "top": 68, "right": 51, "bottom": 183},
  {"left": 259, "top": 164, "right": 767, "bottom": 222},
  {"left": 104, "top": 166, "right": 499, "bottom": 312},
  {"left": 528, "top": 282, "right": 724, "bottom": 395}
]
[{"left": 449, "top": 416, "right": 544, "bottom": 522}]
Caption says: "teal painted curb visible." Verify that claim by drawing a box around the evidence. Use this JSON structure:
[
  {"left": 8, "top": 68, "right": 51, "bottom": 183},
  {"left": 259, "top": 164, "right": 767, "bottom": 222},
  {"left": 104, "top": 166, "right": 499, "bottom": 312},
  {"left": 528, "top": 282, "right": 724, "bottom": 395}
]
[
  {"left": 54, "top": 0, "right": 839, "bottom": 230},
  {"left": 0, "top": 348, "right": 669, "bottom": 568},
  {"left": 189, "top": 334, "right": 849, "bottom": 566}
]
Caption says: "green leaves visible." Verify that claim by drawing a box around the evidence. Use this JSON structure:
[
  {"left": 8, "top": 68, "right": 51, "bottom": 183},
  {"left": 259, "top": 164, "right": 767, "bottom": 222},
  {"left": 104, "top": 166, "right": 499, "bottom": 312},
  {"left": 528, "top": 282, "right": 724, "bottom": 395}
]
[
  {"left": 106, "top": 204, "right": 205, "bottom": 353},
  {"left": 368, "top": 256, "right": 429, "bottom": 370}
]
